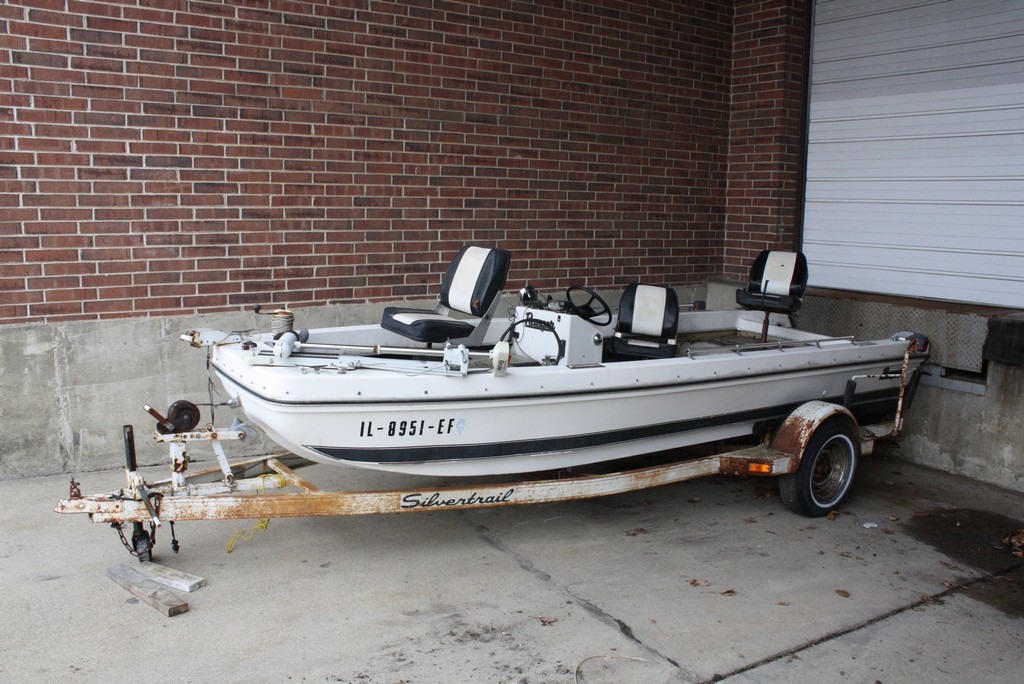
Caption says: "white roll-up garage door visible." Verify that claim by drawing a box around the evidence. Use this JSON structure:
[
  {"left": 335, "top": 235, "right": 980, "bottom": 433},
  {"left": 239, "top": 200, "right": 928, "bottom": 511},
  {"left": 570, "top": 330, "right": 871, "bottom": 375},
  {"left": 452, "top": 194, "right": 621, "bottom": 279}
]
[{"left": 803, "top": 0, "right": 1024, "bottom": 308}]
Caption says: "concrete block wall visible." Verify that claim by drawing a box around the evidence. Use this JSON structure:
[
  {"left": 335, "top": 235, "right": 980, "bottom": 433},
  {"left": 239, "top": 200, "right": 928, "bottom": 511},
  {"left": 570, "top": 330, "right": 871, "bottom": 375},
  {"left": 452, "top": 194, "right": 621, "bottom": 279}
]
[
  {"left": 0, "top": 302, "right": 379, "bottom": 478},
  {"left": 901, "top": 363, "right": 1024, "bottom": 494}
]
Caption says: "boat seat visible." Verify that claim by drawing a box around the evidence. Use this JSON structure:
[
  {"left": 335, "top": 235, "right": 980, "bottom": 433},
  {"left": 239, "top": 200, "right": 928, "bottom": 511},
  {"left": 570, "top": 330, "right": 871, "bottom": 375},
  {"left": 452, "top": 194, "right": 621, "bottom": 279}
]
[
  {"left": 381, "top": 245, "right": 511, "bottom": 344},
  {"left": 608, "top": 283, "right": 679, "bottom": 359},
  {"left": 735, "top": 250, "right": 808, "bottom": 341}
]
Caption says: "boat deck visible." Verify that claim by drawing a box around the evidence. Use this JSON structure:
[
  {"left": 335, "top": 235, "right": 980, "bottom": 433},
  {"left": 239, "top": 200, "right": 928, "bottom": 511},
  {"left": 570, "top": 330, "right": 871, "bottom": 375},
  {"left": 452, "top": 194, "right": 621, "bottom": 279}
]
[
  {"left": 462, "top": 327, "right": 845, "bottom": 369},
  {"left": 683, "top": 330, "right": 765, "bottom": 347},
  {"left": 233, "top": 308, "right": 860, "bottom": 371}
]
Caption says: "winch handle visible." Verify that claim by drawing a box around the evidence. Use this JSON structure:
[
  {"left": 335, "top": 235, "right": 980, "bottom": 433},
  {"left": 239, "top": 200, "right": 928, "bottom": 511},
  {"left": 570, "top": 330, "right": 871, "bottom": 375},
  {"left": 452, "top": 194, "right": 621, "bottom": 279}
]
[{"left": 144, "top": 404, "right": 177, "bottom": 434}]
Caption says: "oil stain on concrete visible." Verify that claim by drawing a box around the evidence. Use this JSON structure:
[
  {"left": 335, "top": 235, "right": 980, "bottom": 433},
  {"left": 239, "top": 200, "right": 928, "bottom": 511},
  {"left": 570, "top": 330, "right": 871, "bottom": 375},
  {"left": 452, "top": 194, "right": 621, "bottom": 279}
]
[{"left": 904, "top": 506, "right": 1024, "bottom": 617}]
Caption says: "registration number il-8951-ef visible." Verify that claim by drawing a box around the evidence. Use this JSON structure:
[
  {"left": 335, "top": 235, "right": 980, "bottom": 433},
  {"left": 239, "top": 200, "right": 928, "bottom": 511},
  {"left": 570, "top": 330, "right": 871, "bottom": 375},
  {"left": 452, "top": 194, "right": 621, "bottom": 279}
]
[{"left": 358, "top": 417, "right": 464, "bottom": 438}]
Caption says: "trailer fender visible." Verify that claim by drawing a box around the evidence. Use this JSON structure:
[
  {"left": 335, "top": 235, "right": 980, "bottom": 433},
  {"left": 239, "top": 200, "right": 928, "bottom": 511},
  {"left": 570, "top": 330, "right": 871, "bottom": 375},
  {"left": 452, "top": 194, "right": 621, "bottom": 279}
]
[{"left": 770, "top": 401, "right": 857, "bottom": 471}]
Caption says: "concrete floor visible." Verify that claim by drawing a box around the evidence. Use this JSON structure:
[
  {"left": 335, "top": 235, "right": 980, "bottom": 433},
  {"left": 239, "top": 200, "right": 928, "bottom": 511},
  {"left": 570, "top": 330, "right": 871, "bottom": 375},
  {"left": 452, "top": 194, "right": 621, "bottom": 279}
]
[{"left": 2, "top": 449, "right": 1022, "bottom": 683}]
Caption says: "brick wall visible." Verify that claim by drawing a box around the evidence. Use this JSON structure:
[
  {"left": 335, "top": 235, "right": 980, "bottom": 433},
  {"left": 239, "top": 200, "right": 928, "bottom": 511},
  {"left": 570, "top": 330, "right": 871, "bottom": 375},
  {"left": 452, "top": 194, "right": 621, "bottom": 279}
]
[
  {"left": 722, "top": 0, "right": 809, "bottom": 280},
  {"left": 1, "top": 1, "right": 806, "bottom": 325}
]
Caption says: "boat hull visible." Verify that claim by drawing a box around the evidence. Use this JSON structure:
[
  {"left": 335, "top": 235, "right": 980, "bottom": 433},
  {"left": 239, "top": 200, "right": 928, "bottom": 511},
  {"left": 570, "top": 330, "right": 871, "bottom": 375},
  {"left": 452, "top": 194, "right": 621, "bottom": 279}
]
[
  {"left": 210, "top": 316, "right": 922, "bottom": 476},
  {"left": 217, "top": 375, "right": 902, "bottom": 476}
]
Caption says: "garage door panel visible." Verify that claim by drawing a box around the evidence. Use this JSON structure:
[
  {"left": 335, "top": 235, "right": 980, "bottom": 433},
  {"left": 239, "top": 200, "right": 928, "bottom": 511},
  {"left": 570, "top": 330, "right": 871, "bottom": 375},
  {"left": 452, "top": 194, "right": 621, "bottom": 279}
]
[
  {"left": 804, "top": 0, "right": 1024, "bottom": 307},
  {"left": 804, "top": 232, "right": 1024, "bottom": 267},
  {"left": 813, "top": 35, "right": 1024, "bottom": 87},
  {"left": 811, "top": 61, "right": 1024, "bottom": 100},
  {"left": 807, "top": 148, "right": 1024, "bottom": 180},
  {"left": 803, "top": 204, "right": 1024, "bottom": 243},
  {"left": 806, "top": 248, "right": 1024, "bottom": 280},
  {"left": 803, "top": 205, "right": 1024, "bottom": 254},
  {"left": 809, "top": 82, "right": 1024, "bottom": 120},
  {"left": 806, "top": 179, "right": 1024, "bottom": 205},
  {"left": 808, "top": 109, "right": 1024, "bottom": 142},
  {"left": 816, "top": 0, "right": 1009, "bottom": 29},
  {"left": 815, "top": 0, "right": 1014, "bottom": 60},
  {"left": 803, "top": 261, "right": 1024, "bottom": 308}
]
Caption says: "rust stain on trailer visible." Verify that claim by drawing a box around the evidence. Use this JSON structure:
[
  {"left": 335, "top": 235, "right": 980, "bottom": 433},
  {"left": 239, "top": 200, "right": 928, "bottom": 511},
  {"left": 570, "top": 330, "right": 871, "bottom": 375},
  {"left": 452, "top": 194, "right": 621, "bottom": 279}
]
[
  {"left": 55, "top": 440, "right": 850, "bottom": 526},
  {"left": 771, "top": 414, "right": 817, "bottom": 459},
  {"left": 623, "top": 466, "right": 678, "bottom": 491},
  {"left": 718, "top": 457, "right": 756, "bottom": 476},
  {"left": 770, "top": 401, "right": 855, "bottom": 471}
]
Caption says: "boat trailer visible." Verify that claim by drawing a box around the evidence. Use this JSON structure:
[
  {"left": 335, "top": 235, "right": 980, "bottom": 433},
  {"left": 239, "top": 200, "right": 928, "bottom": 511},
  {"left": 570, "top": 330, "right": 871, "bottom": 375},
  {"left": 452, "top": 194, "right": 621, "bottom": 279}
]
[
  {"left": 56, "top": 344, "right": 923, "bottom": 561},
  {"left": 54, "top": 415, "right": 902, "bottom": 561}
]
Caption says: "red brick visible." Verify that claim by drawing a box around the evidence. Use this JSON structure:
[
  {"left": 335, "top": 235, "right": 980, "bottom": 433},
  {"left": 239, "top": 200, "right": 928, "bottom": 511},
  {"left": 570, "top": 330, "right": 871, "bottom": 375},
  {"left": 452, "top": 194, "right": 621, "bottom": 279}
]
[
  {"left": 0, "top": 0, "right": 809, "bottom": 325},
  {"left": 29, "top": 301, "right": 85, "bottom": 318}
]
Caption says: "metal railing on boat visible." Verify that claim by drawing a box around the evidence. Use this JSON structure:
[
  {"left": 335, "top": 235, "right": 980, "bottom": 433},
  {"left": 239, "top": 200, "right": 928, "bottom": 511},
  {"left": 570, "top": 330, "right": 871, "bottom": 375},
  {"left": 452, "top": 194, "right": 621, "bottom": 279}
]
[{"left": 683, "top": 336, "right": 858, "bottom": 359}]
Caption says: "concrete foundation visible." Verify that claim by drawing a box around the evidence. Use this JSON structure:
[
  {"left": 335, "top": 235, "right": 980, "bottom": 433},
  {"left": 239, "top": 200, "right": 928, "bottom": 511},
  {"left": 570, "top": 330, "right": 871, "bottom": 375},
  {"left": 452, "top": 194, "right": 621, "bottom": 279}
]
[
  {"left": 0, "top": 303, "right": 390, "bottom": 478},
  {"left": 901, "top": 363, "right": 1024, "bottom": 491}
]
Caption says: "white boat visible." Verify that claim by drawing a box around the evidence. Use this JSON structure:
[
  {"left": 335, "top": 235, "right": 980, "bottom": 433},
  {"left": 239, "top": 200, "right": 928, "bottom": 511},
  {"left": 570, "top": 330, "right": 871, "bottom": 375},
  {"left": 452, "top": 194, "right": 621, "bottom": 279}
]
[{"left": 181, "top": 247, "right": 929, "bottom": 480}]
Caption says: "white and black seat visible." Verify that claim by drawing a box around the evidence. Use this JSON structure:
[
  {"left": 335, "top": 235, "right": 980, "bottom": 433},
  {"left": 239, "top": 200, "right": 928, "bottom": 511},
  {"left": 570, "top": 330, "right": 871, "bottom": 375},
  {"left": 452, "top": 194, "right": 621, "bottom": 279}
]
[
  {"left": 608, "top": 283, "right": 679, "bottom": 359},
  {"left": 735, "top": 250, "right": 808, "bottom": 342},
  {"left": 381, "top": 245, "right": 511, "bottom": 344}
]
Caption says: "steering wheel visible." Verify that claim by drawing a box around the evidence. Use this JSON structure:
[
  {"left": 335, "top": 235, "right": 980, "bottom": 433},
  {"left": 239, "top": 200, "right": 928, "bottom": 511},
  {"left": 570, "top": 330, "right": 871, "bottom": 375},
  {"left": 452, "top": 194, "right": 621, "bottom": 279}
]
[{"left": 565, "top": 285, "right": 611, "bottom": 326}]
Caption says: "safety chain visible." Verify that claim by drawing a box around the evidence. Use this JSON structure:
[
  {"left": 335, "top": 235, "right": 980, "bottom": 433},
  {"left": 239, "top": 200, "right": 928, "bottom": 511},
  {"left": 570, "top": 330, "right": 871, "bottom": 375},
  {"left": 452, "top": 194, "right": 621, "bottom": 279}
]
[
  {"left": 111, "top": 522, "right": 156, "bottom": 559},
  {"left": 110, "top": 519, "right": 180, "bottom": 559}
]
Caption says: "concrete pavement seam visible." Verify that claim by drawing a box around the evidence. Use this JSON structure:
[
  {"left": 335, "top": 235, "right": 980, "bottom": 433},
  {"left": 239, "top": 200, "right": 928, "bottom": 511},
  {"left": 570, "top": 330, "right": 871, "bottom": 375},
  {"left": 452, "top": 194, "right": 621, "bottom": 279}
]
[{"left": 468, "top": 519, "right": 703, "bottom": 683}]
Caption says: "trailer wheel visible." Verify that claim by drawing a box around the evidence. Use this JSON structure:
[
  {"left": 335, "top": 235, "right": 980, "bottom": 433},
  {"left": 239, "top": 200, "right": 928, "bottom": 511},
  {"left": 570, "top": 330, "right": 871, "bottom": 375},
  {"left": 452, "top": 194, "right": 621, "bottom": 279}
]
[{"left": 779, "top": 416, "right": 859, "bottom": 517}]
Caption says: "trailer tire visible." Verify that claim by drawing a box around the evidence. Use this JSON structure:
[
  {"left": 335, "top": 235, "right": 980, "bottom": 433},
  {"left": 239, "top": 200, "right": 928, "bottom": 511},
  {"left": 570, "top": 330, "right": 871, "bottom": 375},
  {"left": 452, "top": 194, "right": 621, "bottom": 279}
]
[{"left": 779, "top": 416, "right": 859, "bottom": 517}]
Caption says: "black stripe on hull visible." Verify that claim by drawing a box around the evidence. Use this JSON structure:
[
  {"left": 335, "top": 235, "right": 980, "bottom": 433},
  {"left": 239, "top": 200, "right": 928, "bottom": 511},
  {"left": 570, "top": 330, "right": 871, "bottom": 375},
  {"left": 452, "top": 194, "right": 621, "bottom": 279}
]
[{"left": 307, "top": 388, "right": 900, "bottom": 465}]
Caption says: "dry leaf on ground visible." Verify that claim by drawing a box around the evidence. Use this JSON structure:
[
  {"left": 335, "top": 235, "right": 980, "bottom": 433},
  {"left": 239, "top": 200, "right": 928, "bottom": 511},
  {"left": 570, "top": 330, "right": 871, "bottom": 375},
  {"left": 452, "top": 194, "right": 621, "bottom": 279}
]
[{"left": 1002, "top": 529, "right": 1024, "bottom": 557}]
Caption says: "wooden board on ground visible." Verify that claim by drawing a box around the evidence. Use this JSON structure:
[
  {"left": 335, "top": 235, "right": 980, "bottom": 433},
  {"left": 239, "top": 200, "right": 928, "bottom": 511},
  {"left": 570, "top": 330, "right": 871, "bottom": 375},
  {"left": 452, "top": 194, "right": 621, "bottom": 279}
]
[
  {"left": 138, "top": 561, "right": 207, "bottom": 592},
  {"left": 107, "top": 564, "right": 189, "bottom": 616}
]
